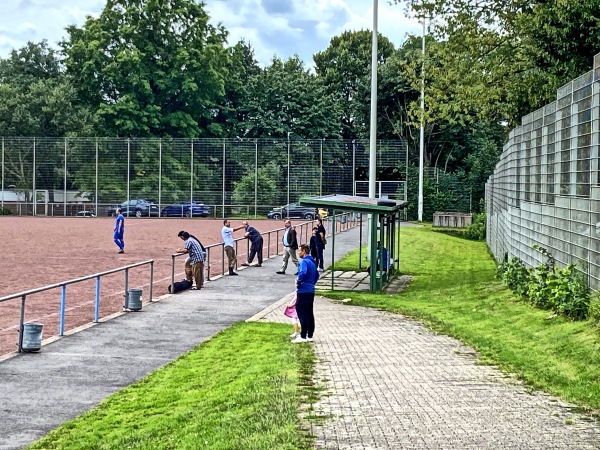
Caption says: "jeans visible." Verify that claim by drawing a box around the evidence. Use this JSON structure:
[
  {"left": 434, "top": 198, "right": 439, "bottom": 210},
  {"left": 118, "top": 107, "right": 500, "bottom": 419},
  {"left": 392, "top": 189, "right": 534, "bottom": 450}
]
[{"left": 296, "top": 292, "right": 315, "bottom": 339}]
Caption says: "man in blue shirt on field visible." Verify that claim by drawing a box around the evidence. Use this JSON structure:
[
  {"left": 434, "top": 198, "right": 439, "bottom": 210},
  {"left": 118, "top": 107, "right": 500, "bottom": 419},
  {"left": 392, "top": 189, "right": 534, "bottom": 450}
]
[{"left": 113, "top": 208, "right": 125, "bottom": 254}]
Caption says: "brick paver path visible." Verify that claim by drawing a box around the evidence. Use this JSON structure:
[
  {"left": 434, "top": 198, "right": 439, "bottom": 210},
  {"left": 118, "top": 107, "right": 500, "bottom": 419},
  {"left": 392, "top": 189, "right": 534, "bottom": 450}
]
[{"left": 258, "top": 296, "right": 600, "bottom": 449}]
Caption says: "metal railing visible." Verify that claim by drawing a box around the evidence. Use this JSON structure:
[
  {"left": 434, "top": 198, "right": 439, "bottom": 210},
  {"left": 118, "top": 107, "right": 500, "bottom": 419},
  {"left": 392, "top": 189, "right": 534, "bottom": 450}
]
[
  {"left": 170, "top": 214, "right": 361, "bottom": 292},
  {"left": 0, "top": 260, "right": 154, "bottom": 353}
]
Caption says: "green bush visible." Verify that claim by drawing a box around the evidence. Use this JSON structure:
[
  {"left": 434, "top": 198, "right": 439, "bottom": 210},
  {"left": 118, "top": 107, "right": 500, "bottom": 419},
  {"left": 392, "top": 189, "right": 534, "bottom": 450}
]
[
  {"left": 497, "top": 254, "right": 530, "bottom": 298},
  {"left": 460, "top": 212, "right": 486, "bottom": 240},
  {"left": 498, "top": 246, "right": 591, "bottom": 321},
  {"left": 0, "top": 207, "right": 12, "bottom": 215}
]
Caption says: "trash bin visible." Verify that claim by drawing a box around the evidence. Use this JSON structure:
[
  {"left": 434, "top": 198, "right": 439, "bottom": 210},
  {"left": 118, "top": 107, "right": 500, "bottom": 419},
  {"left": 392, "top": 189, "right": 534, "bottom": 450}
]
[
  {"left": 340, "top": 214, "right": 348, "bottom": 224},
  {"left": 22, "top": 322, "right": 43, "bottom": 352},
  {"left": 127, "top": 288, "right": 143, "bottom": 311}
]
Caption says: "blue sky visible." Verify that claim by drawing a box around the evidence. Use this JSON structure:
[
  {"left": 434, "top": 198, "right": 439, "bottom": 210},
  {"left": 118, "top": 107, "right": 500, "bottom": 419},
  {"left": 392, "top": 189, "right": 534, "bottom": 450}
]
[{"left": 0, "top": 0, "right": 421, "bottom": 68}]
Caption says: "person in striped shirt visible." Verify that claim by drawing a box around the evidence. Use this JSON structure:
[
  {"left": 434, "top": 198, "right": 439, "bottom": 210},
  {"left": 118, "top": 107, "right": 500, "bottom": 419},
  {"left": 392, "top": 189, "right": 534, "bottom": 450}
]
[{"left": 176, "top": 231, "right": 206, "bottom": 290}]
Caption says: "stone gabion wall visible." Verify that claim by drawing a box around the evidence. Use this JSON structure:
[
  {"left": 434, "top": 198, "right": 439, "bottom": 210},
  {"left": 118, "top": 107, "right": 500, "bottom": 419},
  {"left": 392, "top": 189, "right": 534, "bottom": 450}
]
[{"left": 486, "top": 53, "right": 600, "bottom": 290}]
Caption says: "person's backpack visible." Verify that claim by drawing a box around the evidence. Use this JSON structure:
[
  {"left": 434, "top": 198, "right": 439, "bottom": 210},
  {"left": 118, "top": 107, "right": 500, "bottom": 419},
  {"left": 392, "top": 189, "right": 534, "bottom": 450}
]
[{"left": 168, "top": 279, "right": 193, "bottom": 293}]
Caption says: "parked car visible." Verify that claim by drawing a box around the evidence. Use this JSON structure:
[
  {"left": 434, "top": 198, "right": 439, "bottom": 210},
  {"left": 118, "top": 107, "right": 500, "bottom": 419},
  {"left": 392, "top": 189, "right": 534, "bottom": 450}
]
[
  {"left": 107, "top": 199, "right": 160, "bottom": 217},
  {"left": 76, "top": 210, "right": 96, "bottom": 217},
  {"left": 267, "top": 203, "right": 318, "bottom": 220},
  {"left": 161, "top": 202, "right": 210, "bottom": 218}
]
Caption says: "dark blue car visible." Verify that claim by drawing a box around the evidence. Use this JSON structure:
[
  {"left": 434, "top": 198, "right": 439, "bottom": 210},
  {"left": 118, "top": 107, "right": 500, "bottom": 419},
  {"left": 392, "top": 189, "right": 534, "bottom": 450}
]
[{"left": 161, "top": 202, "right": 210, "bottom": 218}]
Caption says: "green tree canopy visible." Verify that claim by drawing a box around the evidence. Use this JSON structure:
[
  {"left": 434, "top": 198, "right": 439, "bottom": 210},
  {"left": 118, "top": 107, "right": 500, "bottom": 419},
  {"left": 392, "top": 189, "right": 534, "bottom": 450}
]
[
  {"left": 314, "top": 30, "right": 395, "bottom": 139},
  {"left": 61, "top": 0, "right": 229, "bottom": 138},
  {"left": 239, "top": 55, "right": 341, "bottom": 139}
]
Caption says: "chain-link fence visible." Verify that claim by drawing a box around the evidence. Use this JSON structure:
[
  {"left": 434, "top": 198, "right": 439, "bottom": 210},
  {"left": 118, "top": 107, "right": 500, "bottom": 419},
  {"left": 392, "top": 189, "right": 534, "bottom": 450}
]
[
  {"left": 486, "top": 53, "right": 600, "bottom": 290},
  {"left": 0, "top": 138, "right": 407, "bottom": 218}
]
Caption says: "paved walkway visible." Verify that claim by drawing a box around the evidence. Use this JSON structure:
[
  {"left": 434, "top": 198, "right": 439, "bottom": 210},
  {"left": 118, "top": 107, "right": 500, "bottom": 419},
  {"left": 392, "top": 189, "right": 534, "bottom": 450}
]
[{"left": 255, "top": 295, "right": 600, "bottom": 449}]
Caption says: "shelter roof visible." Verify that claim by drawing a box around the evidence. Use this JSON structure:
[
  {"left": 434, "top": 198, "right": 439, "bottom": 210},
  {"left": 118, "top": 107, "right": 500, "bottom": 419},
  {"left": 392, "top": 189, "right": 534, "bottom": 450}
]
[{"left": 299, "top": 195, "right": 407, "bottom": 214}]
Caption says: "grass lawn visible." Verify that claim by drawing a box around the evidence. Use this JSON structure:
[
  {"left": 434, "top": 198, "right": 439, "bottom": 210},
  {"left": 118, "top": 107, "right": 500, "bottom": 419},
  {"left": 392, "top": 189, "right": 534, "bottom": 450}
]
[
  {"left": 29, "top": 323, "right": 316, "bottom": 450},
  {"left": 325, "top": 225, "right": 600, "bottom": 414}
]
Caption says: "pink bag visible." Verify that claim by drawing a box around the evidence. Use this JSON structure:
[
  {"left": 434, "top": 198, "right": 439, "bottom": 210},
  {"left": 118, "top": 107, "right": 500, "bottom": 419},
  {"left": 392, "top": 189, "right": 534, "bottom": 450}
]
[{"left": 284, "top": 293, "right": 298, "bottom": 319}]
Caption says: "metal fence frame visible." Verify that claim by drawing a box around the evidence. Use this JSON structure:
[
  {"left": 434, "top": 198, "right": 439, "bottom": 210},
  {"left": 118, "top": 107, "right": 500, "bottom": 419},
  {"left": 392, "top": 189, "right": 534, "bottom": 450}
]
[
  {"left": 486, "top": 52, "right": 600, "bottom": 290},
  {"left": 0, "top": 138, "right": 408, "bottom": 218}
]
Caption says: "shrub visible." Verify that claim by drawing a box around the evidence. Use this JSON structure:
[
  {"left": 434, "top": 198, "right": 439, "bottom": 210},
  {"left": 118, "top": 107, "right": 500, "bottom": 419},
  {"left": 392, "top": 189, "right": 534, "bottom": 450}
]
[
  {"left": 0, "top": 207, "right": 12, "bottom": 215},
  {"left": 460, "top": 212, "right": 486, "bottom": 240},
  {"left": 499, "top": 246, "right": 591, "bottom": 320}
]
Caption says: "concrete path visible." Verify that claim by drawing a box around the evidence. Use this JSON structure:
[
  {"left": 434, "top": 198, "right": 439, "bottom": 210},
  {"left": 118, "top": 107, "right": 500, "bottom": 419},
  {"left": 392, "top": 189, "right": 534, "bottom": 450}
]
[
  {"left": 0, "top": 225, "right": 363, "bottom": 450},
  {"left": 256, "top": 299, "right": 600, "bottom": 449}
]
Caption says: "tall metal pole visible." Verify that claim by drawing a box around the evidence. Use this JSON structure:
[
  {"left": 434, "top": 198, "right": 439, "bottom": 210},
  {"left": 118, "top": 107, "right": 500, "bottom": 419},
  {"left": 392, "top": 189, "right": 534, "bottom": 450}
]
[
  {"left": 158, "top": 139, "right": 162, "bottom": 212},
  {"left": 190, "top": 140, "right": 194, "bottom": 203},
  {"left": 222, "top": 139, "right": 226, "bottom": 218},
  {"left": 287, "top": 133, "right": 291, "bottom": 206},
  {"left": 126, "top": 139, "right": 130, "bottom": 205},
  {"left": 368, "top": 0, "right": 379, "bottom": 261},
  {"left": 1, "top": 137, "right": 4, "bottom": 209},
  {"left": 64, "top": 138, "right": 67, "bottom": 217},
  {"left": 418, "top": 14, "right": 426, "bottom": 222},
  {"left": 254, "top": 140, "right": 258, "bottom": 217},
  {"left": 95, "top": 139, "right": 98, "bottom": 217},
  {"left": 368, "top": 0, "right": 378, "bottom": 199},
  {"left": 32, "top": 138, "right": 36, "bottom": 216}
]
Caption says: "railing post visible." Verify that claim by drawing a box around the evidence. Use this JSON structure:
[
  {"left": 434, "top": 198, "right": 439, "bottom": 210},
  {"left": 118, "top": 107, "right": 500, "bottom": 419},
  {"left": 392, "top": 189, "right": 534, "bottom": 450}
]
[
  {"left": 18, "top": 295, "right": 25, "bottom": 353},
  {"left": 267, "top": 232, "right": 271, "bottom": 258},
  {"left": 221, "top": 245, "right": 225, "bottom": 276},
  {"left": 124, "top": 268, "right": 129, "bottom": 309},
  {"left": 149, "top": 261, "right": 154, "bottom": 302},
  {"left": 171, "top": 254, "right": 176, "bottom": 295},
  {"left": 59, "top": 285, "right": 66, "bottom": 336},
  {"left": 276, "top": 229, "right": 280, "bottom": 255},
  {"left": 94, "top": 276, "right": 100, "bottom": 323},
  {"left": 206, "top": 248, "right": 211, "bottom": 281}
]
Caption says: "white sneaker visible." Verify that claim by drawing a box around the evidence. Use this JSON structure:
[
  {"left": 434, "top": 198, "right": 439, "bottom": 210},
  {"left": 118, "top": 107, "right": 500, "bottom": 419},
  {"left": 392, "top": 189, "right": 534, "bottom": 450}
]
[
  {"left": 306, "top": 337, "right": 314, "bottom": 342},
  {"left": 318, "top": 268, "right": 325, "bottom": 272},
  {"left": 290, "top": 336, "right": 307, "bottom": 343},
  {"left": 289, "top": 332, "right": 299, "bottom": 338}
]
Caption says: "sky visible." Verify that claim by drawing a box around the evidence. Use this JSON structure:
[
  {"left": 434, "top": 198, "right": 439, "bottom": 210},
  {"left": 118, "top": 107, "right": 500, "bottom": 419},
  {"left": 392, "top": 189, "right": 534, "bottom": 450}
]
[{"left": 0, "top": 0, "right": 422, "bottom": 68}]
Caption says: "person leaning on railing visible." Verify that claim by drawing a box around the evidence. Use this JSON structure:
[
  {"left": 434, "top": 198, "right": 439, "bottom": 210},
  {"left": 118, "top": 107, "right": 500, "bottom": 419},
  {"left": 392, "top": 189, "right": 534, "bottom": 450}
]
[{"left": 176, "top": 231, "right": 206, "bottom": 290}]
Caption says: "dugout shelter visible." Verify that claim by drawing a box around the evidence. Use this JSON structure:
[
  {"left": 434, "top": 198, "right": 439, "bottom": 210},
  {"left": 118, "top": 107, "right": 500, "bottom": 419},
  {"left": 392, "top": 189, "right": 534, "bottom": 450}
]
[{"left": 299, "top": 194, "right": 407, "bottom": 292}]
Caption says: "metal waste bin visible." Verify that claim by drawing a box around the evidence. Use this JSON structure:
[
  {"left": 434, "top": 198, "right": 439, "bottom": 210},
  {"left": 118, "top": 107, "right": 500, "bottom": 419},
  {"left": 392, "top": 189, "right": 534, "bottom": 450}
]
[
  {"left": 21, "top": 322, "right": 43, "bottom": 352},
  {"left": 340, "top": 214, "right": 348, "bottom": 224},
  {"left": 127, "top": 288, "right": 143, "bottom": 311}
]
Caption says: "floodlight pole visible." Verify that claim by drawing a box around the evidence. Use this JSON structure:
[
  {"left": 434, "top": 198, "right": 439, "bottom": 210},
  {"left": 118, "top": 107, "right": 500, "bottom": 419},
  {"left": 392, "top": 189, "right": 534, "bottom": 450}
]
[
  {"left": 368, "top": 0, "right": 379, "bottom": 259},
  {"left": 418, "top": 13, "right": 426, "bottom": 222},
  {"left": 368, "top": 0, "right": 378, "bottom": 200}
]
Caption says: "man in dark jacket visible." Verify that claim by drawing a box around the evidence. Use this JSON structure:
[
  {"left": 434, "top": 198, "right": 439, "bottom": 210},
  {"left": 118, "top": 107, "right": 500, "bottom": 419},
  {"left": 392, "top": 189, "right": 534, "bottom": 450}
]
[
  {"left": 276, "top": 219, "right": 299, "bottom": 275},
  {"left": 291, "top": 244, "right": 320, "bottom": 343},
  {"left": 241, "top": 221, "right": 263, "bottom": 267}
]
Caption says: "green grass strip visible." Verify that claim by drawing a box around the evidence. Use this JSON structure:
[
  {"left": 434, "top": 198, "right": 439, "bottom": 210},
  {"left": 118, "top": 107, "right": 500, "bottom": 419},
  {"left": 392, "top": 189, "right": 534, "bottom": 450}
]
[
  {"left": 29, "top": 323, "right": 315, "bottom": 450},
  {"left": 326, "top": 226, "right": 600, "bottom": 414}
]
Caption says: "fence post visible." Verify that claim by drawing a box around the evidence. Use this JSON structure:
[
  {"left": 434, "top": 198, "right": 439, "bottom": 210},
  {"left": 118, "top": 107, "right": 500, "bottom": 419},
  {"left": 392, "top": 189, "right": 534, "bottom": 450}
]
[
  {"left": 171, "top": 255, "right": 176, "bottom": 295},
  {"left": 64, "top": 138, "right": 67, "bottom": 217},
  {"left": 18, "top": 295, "right": 26, "bottom": 352},
  {"left": 255, "top": 139, "right": 258, "bottom": 217},
  {"left": 222, "top": 139, "right": 226, "bottom": 218},
  {"left": 149, "top": 261, "right": 154, "bottom": 302},
  {"left": 95, "top": 138, "right": 98, "bottom": 217},
  {"left": 59, "top": 285, "right": 66, "bottom": 336},
  {"left": 124, "top": 268, "right": 129, "bottom": 309},
  {"left": 94, "top": 276, "right": 100, "bottom": 323}
]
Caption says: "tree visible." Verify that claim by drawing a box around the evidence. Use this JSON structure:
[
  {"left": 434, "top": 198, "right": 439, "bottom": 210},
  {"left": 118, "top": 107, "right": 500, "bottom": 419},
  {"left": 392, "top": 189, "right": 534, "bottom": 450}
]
[
  {"left": 314, "top": 30, "right": 395, "bottom": 139},
  {"left": 0, "top": 41, "right": 96, "bottom": 197},
  {"left": 239, "top": 56, "right": 341, "bottom": 139},
  {"left": 61, "top": 0, "right": 229, "bottom": 137},
  {"left": 397, "top": 0, "right": 600, "bottom": 127}
]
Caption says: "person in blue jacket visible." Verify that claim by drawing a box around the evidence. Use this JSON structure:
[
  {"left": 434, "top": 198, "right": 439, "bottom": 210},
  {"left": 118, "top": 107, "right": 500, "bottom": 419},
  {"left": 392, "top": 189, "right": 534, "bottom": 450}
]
[
  {"left": 113, "top": 208, "right": 125, "bottom": 254},
  {"left": 291, "top": 243, "right": 320, "bottom": 343}
]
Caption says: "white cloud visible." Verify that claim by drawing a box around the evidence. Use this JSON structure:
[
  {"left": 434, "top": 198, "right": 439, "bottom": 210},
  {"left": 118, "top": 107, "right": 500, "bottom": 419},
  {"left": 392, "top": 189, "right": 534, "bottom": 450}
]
[{"left": 0, "top": 0, "right": 421, "bottom": 67}]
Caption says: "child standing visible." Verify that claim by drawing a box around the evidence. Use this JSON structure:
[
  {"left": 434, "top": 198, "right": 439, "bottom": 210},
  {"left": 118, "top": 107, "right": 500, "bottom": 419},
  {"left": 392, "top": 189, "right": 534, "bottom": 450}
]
[{"left": 283, "top": 292, "right": 300, "bottom": 337}]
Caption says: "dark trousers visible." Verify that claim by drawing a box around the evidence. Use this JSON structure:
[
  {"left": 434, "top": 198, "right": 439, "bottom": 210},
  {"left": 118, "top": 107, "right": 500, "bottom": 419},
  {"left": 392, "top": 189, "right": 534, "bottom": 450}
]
[
  {"left": 317, "top": 246, "right": 324, "bottom": 269},
  {"left": 296, "top": 292, "right": 315, "bottom": 339},
  {"left": 248, "top": 238, "right": 263, "bottom": 264}
]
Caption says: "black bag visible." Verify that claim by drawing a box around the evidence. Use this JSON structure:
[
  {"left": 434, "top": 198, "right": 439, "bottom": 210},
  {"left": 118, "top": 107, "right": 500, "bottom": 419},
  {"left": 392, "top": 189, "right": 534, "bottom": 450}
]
[{"left": 168, "top": 279, "right": 193, "bottom": 293}]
